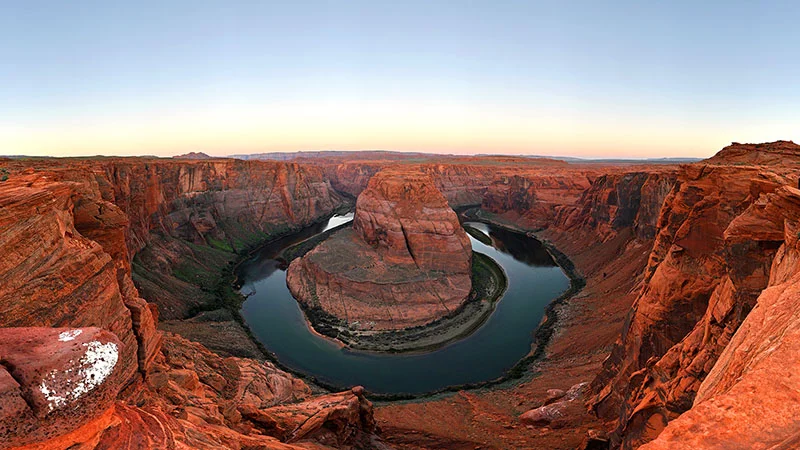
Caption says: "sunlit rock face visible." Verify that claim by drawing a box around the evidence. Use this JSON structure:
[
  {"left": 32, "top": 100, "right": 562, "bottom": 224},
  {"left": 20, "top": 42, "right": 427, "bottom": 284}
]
[
  {"left": 353, "top": 168, "right": 473, "bottom": 274},
  {"left": 288, "top": 168, "right": 473, "bottom": 331},
  {"left": 640, "top": 189, "right": 800, "bottom": 450},
  {"left": 589, "top": 143, "right": 800, "bottom": 449}
]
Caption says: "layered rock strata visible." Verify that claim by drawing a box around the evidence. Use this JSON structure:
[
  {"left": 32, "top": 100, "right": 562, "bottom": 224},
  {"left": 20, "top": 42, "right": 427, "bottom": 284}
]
[
  {"left": 0, "top": 159, "right": 376, "bottom": 449},
  {"left": 589, "top": 144, "right": 800, "bottom": 448},
  {"left": 642, "top": 187, "right": 800, "bottom": 449},
  {"left": 4, "top": 144, "right": 800, "bottom": 449},
  {"left": 287, "top": 168, "right": 473, "bottom": 330}
]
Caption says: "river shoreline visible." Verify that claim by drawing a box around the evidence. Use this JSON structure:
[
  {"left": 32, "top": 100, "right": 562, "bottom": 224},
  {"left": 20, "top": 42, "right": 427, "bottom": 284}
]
[
  {"left": 232, "top": 207, "right": 586, "bottom": 400},
  {"left": 283, "top": 242, "right": 509, "bottom": 354}
]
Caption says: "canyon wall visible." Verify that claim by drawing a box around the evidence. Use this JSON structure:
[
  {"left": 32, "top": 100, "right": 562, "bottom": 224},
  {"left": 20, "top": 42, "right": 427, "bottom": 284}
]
[
  {"left": 323, "top": 156, "right": 569, "bottom": 208},
  {"left": 100, "top": 160, "right": 345, "bottom": 320},
  {"left": 589, "top": 143, "right": 800, "bottom": 449},
  {"left": 0, "top": 159, "right": 378, "bottom": 450},
  {"left": 641, "top": 186, "right": 800, "bottom": 450}
]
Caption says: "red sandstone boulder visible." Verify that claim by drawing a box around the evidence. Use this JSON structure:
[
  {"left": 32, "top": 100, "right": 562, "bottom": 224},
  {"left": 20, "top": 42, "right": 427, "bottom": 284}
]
[
  {"left": 520, "top": 401, "right": 571, "bottom": 428},
  {"left": 0, "top": 327, "right": 124, "bottom": 449},
  {"left": 521, "top": 382, "right": 589, "bottom": 429},
  {"left": 543, "top": 388, "right": 566, "bottom": 405}
]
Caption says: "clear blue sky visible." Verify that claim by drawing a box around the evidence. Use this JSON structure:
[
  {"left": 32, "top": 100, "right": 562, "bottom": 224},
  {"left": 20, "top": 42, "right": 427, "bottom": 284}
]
[{"left": 1, "top": 1, "right": 798, "bottom": 157}]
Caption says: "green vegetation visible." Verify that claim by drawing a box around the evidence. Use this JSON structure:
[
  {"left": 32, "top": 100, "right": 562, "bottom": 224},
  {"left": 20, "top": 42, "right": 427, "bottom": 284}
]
[
  {"left": 207, "top": 237, "right": 234, "bottom": 252},
  {"left": 133, "top": 201, "right": 581, "bottom": 401},
  {"left": 471, "top": 251, "right": 506, "bottom": 301},
  {"left": 0, "top": 167, "right": 9, "bottom": 182}
]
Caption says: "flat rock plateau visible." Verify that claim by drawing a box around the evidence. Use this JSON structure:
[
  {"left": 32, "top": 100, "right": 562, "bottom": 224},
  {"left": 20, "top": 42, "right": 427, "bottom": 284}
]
[{"left": 1, "top": 141, "right": 799, "bottom": 449}]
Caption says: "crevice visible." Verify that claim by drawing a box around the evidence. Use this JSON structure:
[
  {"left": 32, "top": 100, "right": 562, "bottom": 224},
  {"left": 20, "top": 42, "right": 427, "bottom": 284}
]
[
  {"left": 0, "top": 359, "right": 39, "bottom": 414},
  {"left": 116, "top": 270, "right": 149, "bottom": 377},
  {"left": 399, "top": 222, "right": 420, "bottom": 269}
]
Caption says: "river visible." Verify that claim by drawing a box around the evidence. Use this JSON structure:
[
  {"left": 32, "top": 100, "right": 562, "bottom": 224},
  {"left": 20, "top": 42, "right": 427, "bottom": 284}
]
[{"left": 238, "top": 214, "right": 569, "bottom": 394}]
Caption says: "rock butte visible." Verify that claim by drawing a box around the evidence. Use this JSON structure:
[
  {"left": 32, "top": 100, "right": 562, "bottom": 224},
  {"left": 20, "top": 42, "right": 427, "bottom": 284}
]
[
  {"left": 287, "top": 168, "right": 473, "bottom": 330},
  {"left": 0, "top": 141, "right": 798, "bottom": 448}
]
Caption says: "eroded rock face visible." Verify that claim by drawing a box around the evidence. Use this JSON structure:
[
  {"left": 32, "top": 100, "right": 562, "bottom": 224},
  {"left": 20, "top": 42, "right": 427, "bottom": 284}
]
[
  {"left": 589, "top": 145, "right": 800, "bottom": 448},
  {"left": 5, "top": 144, "right": 800, "bottom": 449},
  {"left": 0, "top": 175, "right": 154, "bottom": 384},
  {"left": 353, "top": 168, "right": 472, "bottom": 273},
  {"left": 641, "top": 198, "right": 800, "bottom": 450},
  {"left": 288, "top": 168, "right": 473, "bottom": 330},
  {"left": 588, "top": 166, "right": 781, "bottom": 448},
  {"left": 0, "top": 327, "right": 124, "bottom": 449},
  {"left": 482, "top": 171, "right": 596, "bottom": 229},
  {"left": 0, "top": 159, "right": 377, "bottom": 449}
]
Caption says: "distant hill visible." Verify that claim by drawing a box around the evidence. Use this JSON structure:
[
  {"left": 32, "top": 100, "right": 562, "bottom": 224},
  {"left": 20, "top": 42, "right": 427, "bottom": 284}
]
[
  {"left": 173, "top": 152, "right": 213, "bottom": 159},
  {"left": 511, "top": 155, "right": 703, "bottom": 164}
]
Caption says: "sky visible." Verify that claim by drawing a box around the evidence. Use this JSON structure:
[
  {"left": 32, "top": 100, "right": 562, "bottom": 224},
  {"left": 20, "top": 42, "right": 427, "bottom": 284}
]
[{"left": 1, "top": 1, "right": 798, "bottom": 159}]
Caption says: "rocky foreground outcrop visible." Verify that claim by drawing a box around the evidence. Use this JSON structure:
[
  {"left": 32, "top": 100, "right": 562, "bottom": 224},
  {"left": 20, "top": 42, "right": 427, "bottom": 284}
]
[
  {"left": 0, "top": 327, "right": 123, "bottom": 449},
  {"left": 288, "top": 168, "right": 472, "bottom": 330}
]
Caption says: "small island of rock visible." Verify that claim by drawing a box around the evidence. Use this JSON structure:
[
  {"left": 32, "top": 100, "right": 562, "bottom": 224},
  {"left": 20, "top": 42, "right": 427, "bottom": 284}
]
[{"left": 286, "top": 168, "right": 473, "bottom": 330}]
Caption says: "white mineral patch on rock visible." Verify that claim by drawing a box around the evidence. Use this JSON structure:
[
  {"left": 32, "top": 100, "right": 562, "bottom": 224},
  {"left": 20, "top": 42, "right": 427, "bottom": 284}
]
[
  {"left": 58, "top": 329, "right": 83, "bottom": 342},
  {"left": 39, "top": 340, "right": 119, "bottom": 413}
]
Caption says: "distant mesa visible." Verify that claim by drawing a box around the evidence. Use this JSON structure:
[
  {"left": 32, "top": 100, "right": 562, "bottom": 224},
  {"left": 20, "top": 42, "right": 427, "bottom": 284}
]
[
  {"left": 173, "top": 151, "right": 212, "bottom": 159},
  {"left": 287, "top": 167, "right": 473, "bottom": 331}
]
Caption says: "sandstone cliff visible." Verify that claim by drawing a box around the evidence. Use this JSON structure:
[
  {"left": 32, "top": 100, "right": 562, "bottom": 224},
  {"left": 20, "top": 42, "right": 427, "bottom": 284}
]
[
  {"left": 0, "top": 159, "right": 377, "bottom": 450},
  {"left": 589, "top": 144, "right": 800, "bottom": 449},
  {"left": 353, "top": 168, "right": 472, "bottom": 273},
  {"left": 4, "top": 144, "right": 800, "bottom": 449},
  {"left": 641, "top": 187, "right": 800, "bottom": 450}
]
